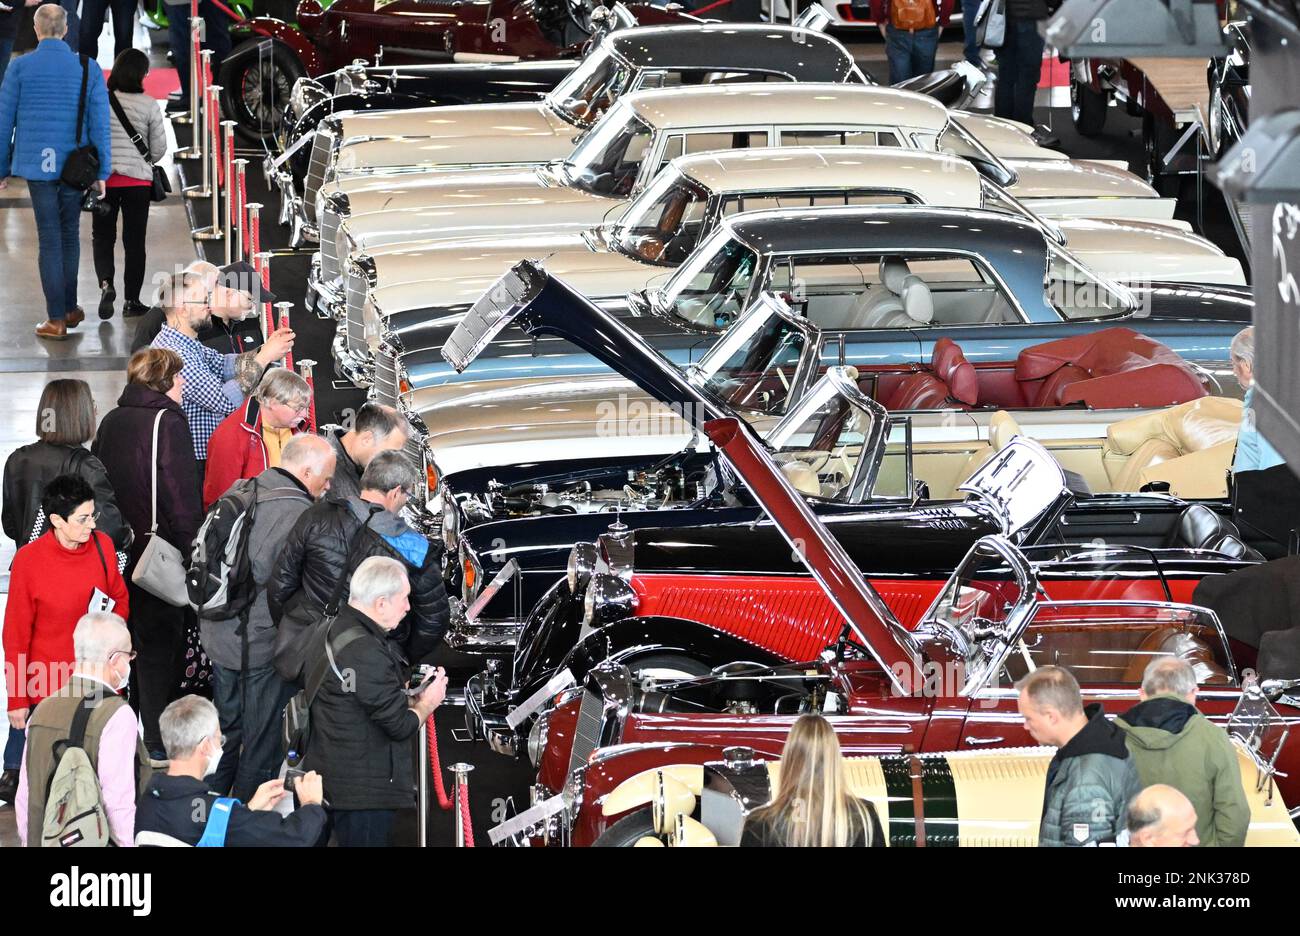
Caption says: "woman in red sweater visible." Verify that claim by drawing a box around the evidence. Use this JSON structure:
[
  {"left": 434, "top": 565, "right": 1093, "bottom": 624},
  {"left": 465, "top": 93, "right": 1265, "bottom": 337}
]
[{"left": 2, "top": 475, "right": 130, "bottom": 797}]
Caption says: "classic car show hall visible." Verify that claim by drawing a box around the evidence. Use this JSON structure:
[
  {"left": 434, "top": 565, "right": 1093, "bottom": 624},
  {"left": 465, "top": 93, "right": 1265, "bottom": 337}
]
[{"left": 0, "top": 0, "right": 1297, "bottom": 872}]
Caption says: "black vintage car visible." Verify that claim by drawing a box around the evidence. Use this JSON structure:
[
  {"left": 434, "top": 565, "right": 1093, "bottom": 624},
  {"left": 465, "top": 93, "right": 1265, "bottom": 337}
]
[{"left": 1208, "top": 19, "right": 1250, "bottom": 159}]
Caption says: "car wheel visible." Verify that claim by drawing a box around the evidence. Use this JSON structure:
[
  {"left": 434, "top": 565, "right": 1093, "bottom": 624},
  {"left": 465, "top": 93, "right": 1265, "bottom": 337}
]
[
  {"left": 1143, "top": 113, "right": 1182, "bottom": 197},
  {"left": 592, "top": 808, "right": 661, "bottom": 847},
  {"left": 1070, "top": 76, "right": 1108, "bottom": 137},
  {"left": 220, "top": 42, "right": 306, "bottom": 144}
]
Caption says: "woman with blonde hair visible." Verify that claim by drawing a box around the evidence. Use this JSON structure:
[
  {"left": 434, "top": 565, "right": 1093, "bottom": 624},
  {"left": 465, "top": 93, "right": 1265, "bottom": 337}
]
[{"left": 741, "top": 714, "right": 884, "bottom": 847}]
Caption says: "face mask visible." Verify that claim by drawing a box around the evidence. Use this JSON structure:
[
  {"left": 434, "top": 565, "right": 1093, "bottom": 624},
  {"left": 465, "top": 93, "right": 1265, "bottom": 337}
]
[
  {"left": 203, "top": 738, "right": 223, "bottom": 778},
  {"left": 115, "top": 662, "right": 130, "bottom": 693}
]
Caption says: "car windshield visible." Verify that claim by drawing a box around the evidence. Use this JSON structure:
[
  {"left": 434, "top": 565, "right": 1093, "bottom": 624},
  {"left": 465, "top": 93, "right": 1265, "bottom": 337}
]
[
  {"left": 612, "top": 168, "right": 711, "bottom": 265},
  {"left": 655, "top": 229, "right": 760, "bottom": 331},
  {"left": 548, "top": 48, "right": 637, "bottom": 128},
  {"left": 769, "top": 381, "right": 881, "bottom": 502},
  {"left": 937, "top": 119, "right": 1018, "bottom": 188},
  {"left": 561, "top": 103, "right": 656, "bottom": 197},
  {"left": 979, "top": 179, "right": 1066, "bottom": 244},
  {"left": 697, "top": 311, "right": 807, "bottom": 417},
  {"left": 1045, "top": 246, "right": 1134, "bottom": 321}
]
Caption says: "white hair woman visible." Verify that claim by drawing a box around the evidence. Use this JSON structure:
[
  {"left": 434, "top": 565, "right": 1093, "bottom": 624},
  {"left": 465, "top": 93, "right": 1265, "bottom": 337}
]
[{"left": 740, "top": 713, "right": 884, "bottom": 847}]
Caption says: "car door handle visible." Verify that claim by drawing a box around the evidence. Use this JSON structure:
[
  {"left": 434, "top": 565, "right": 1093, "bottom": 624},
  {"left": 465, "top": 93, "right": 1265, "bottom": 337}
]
[{"left": 964, "top": 736, "right": 1005, "bottom": 745}]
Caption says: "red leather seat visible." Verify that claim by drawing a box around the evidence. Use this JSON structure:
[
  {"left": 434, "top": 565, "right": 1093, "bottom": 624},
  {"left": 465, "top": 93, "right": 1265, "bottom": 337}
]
[
  {"left": 886, "top": 339, "right": 979, "bottom": 410},
  {"left": 1015, "top": 328, "right": 1207, "bottom": 409}
]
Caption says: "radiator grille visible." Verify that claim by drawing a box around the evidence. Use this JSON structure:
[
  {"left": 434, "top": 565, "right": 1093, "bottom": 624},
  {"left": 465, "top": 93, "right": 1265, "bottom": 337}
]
[
  {"left": 372, "top": 348, "right": 399, "bottom": 408},
  {"left": 344, "top": 267, "right": 368, "bottom": 361},
  {"left": 302, "top": 128, "right": 335, "bottom": 225},
  {"left": 568, "top": 690, "right": 605, "bottom": 778},
  {"left": 319, "top": 209, "right": 343, "bottom": 287}
]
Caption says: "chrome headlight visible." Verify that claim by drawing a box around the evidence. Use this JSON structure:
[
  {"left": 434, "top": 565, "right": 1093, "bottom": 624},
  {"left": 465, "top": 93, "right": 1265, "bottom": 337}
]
[
  {"left": 567, "top": 542, "right": 597, "bottom": 595},
  {"left": 461, "top": 545, "right": 483, "bottom": 605},
  {"left": 441, "top": 496, "right": 459, "bottom": 552},
  {"left": 581, "top": 573, "right": 638, "bottom": 629},
  {"left": 527, "top": 711, "right": 550, "bottom": 768}
]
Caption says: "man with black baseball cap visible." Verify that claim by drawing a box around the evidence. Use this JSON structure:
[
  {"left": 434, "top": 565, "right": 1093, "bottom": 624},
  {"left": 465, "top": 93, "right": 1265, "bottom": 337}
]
[{"left": 131, "top": 259, "right": 278, "bottom": 355}]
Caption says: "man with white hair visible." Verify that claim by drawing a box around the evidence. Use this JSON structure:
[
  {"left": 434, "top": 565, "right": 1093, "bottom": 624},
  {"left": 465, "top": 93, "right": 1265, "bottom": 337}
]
[
  {"left": 1116, "top": 657, "right": 1248, "bottom": 846},
  {"left": 0, "top": 3, "right": 112, "bottom": 341},
  {"left": 1126, "top": 784, "right": 1201, "bottom": 847},
  {"left": 134, "top": 695, "right": 327, "bottom": 846},
  {"left": 202, "top": 368, "right": 313, "bottom": 509},
  {"left": 151, "top": 262, "right": 295, "bottom": 473},
  {"left": 301, "top": 556, "right": 447, "bottom": 846},
  {"left": 15, "top": 612, "right": 151, "bottom": 845},
  {"left": 130, "top": 258, "right": 278, "bottom": 352},
  {"left": 1230, "top": 326, "right": 1286, "bottom": 474},
  {"left": 201, "top": 433, "right": 335, "bottom": 802}
]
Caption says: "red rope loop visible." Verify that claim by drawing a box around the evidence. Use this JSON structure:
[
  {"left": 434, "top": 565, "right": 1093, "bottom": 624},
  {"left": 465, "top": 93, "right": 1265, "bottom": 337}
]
[
  {"left": 458, "top": 782, "right": 475, "bottom": 848},
  {"left": 426, "top": 714, "right": 453, "bottom": 811}
]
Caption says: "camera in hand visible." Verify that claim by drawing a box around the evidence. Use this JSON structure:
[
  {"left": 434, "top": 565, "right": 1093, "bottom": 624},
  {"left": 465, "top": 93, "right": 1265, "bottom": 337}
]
[
  {"left": 82, "top": 190, "right": 111, "bottom": 217},
  {"left": 284, "top": 768, "right": 306, "bottom": 794},
  {"left": 408, "top": 664, "right": 436, "bottom": 697}
]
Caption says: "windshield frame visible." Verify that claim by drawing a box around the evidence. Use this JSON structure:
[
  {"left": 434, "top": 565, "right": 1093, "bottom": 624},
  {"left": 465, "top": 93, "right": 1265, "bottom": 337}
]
[
  {"left": 545, "top": 44, "right": 637, "bottom": 129},
  {"left": 652, "top": 226, "right": 764, "bottom": 331},
  {"left": 980, "top": 178, "right": 1067, "bottom": 246},
  {"left": 610, "top": 166, "right": 714, "bottom": 266},
  {"left": 1044, "top": 242, "right": 1139, "bottom": 322},
  {"left": 939, "top": 118, "right": 1020, "bottom": 188},
  {"left": 560, "top": 102, "right": 657, "bottom": 197}
]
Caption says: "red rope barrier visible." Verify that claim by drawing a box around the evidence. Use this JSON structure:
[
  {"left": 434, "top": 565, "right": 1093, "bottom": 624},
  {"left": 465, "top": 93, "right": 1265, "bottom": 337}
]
[
  {"left": 458, "top": 783, "right": 475, "bottom": 848},
  {"left": 208, "top": 0, "right": 247, "bottom": 22},
  {"left": 425, "top": 715, "right": 453, "bottom": 811},
  {"left": 692, "top": 0, "right": 732, "bottom": 13}
]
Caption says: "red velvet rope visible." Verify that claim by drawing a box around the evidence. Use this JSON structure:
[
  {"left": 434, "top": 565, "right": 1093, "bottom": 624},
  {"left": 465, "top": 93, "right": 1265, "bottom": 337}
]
[
  {"left": 210, "top": 86, "right": 222, "bottom": 188},
  {"left": 208, "top": 0, "right": 247, "bottom": 22},
  {"left": 426, "top": 715, "right": 453, "bottom": 810},
  {"left": 692, "top": 0, "right": 732, "bottom": 13}
]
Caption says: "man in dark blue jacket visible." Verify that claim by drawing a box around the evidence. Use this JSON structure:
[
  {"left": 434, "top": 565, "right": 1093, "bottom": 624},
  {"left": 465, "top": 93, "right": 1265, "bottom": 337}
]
[
  {"left": 0, "top": 4, "right": 111, "bottom": 341},
  {"left": 136, "top": 695, "right": 328, "bottom": 847}
]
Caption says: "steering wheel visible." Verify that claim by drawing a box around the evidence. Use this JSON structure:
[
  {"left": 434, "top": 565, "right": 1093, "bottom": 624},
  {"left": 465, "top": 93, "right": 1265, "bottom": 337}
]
[{"left": 569, "top": 0, "right": 598, "bottom": 33}]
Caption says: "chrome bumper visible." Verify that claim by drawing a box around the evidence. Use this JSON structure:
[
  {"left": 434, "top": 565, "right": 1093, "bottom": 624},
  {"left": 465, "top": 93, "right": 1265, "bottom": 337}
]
[
  {"left": 445, "top": 598, "right": 523, "bottom": 654},
  {"left": 330, "top": 322, "right": 374, "bottom": 389},
  {"left": 306, "top": 255, "right": 344, "bottom": 321},
  {"left": 463, "top": 671, "right": 519, "bottom": 757}
]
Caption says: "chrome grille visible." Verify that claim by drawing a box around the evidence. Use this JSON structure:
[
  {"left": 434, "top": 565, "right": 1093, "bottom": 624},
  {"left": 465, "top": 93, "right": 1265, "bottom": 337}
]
[
  {"left": 372, "top": 348, "right": 399, "bottom": 408},
  {"left": 302, "top": 128, "right": 335, "bottom": 225},
  {"left": 319, "top": 209, "right": 342, "bottom": 287},
  {"left": 344, "top": 267, "right": 368, "bottom": 361},
  {"left": 568, "top": 690, "right": 605, "bottom": 777}
]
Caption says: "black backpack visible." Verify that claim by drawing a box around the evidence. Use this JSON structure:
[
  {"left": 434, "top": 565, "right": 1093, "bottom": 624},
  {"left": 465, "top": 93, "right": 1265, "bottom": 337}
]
[{"left": 187, "top": 477, "right": 263, "bottom": 621}]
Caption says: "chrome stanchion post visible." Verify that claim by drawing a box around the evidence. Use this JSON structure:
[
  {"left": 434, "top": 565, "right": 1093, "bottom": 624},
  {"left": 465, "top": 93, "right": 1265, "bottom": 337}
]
[
  {"left": 192, "top": 85, "right": 224, "bottom": 239},
  {"left": 274, "top": 301, "right": 295, "bottom": 370},
  {"left": 244, "top": 201, "right": 262, "bottom": 265},
  {"left": 451, "top": 763, "right": 474, "bottom": 847},
  {"left": 221, "top": 121, "right": 236, "bottom": 261},
  {"left": 233, "top": 160, "right": 249, "bottom": 263},
  {"left": 174, "top": 16, "right": 202, "bottom": 132},
  {"left": 176, "top": 42, "right": 208, "bottom": 158},
  {"left": 253, "top": 250, "right": 273, "bottom": 339},
  {"left": 418, "top": 721, "right": 429, "bottom": 848},
  {"left": 182, "top": 55, "right": 213, "bottom": 196},
  {"left": 296, "top": 358, "right": 318, "bottom": 432}
]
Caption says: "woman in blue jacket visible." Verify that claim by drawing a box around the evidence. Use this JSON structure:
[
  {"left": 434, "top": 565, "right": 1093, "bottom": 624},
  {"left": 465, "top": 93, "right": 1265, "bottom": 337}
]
[{"left": 0, "top": 4, "right": 111, "bottom": 341}]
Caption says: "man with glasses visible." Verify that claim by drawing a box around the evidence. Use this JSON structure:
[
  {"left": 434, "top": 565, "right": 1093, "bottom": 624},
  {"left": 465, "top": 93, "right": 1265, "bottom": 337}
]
[
  {"left": 130, "top": 259, "right": 278, "bottom": 354},
  {"left": 202, "top": 368, "right": 313, "bottom": 510},
  {"left": 270, "top": 451, "right": 450, "bottom": 667},
  {"left": 15, "top": 612, "right": 151, "bottom": 845},
  {"left": 151, "top": 265, "right": 295, "bottom": 478}
]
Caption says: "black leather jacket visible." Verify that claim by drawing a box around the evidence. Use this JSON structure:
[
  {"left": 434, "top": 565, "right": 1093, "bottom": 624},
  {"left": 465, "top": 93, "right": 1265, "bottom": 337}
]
[
  {"left": 267, "top": 496, "right": 449, "bottom": 663},
  {"left": 2, "top": 441, "right": 132, "bottom": 554}
]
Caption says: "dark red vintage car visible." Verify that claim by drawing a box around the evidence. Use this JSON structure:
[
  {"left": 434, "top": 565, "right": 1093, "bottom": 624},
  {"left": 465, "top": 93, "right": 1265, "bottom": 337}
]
[
  {"left": 497, "top": 422, "right": 1300, "bottom": 846},
  {"left": 222, "top": 0, "right": 694, "bottom": 137}
]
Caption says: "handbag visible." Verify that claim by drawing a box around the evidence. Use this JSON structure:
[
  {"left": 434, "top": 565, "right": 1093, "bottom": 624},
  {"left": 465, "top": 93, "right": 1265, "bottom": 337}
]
[
  {"left": 109, "top": 91, "right": 170, "bottom": 202},
  {"left": 59, "top": 55, "right": 101, "bottom": 191},
  {"left": 976, "top": 0, "right": 1006, "bottom": 49},
  {"left": 130, "top": 411, "right": 190, "bottom": 606}
]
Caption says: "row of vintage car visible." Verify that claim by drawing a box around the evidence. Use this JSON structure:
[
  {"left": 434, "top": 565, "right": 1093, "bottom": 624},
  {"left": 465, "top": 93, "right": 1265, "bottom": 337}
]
[{"left": 267, "top": 10, "right": 1297, "bottom": 846}]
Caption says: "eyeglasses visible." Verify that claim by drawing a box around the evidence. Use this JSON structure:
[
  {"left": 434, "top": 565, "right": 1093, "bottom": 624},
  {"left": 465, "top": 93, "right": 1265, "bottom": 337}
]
[
  {"left": 70, "top": 511, "right": 100, "bottom": 526},
  {"left": 109, "top": 648, "right": 137, "bottom": 663}
]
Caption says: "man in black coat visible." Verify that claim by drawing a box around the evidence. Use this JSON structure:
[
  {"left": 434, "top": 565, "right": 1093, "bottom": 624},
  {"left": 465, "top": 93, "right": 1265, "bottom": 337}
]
[
  {"left": 302, "top": 557, "right": 447, "bottom": 846},
  {"left": 268, "top": 450, "right": 450, "bottom": 664}
]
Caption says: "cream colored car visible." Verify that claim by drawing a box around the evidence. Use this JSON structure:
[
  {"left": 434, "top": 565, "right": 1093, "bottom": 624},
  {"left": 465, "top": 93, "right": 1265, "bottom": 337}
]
[
  {"left": 332, "top": 148, "right": 1242, "bottom": 385},
  {"left": 308, "top": 83, "right": 1169, "bottom": 314}
]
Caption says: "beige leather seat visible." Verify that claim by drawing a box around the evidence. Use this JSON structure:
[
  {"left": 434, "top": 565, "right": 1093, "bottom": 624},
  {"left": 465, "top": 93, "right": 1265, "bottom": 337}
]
[
  {"left": 834, "top": 259, "right": 911, "bottom": 330},
  {"left": 1102, "top": 397, "right": 1242, "bottom": 496},
  {"left": 953, "top": 410, "right": 1023, "bottom": 488},
  {"left": 780, "top": 459, "right": 822, "bottom": 496}
]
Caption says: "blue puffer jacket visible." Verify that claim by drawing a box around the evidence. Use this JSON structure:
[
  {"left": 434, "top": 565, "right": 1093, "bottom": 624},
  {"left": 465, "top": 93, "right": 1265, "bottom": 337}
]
[{"left": 0, "top": 39, "right": 112, "bottom": 182}]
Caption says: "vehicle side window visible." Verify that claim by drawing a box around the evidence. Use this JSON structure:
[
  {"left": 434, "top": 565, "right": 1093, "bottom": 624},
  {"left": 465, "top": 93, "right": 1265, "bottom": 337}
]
[
  {"left": 721, "top": 191, "right": 914, "bottom": 216},
  {"left": 778, "top": 128, "right": 902, "bottom": 147},
  {"left": 639, "top": 69, "right": 791, "bottom": 88},
  {"left": 790, "top": 253, "right": 1020, "bottom": 330},
  {"left": 656, "top": 131, "right": 767, "bottom": 176}
]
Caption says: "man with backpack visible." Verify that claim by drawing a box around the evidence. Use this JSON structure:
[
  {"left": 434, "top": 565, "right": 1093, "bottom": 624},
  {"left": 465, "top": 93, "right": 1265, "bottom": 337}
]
[
  {"left": 135, "top": 695, "right": 328, "bottom": 847},
  {"left": 268, "top": 451, "right": 449, "bottom": 667},
  {"left": 870, "top": 0, "right": 953, "bottom": 84},
  {"left": 193, "top": 434, "right": 335, "bottom": 802},
  {"left": 15, "top": 612, "right": 151, "bottom": 846}
]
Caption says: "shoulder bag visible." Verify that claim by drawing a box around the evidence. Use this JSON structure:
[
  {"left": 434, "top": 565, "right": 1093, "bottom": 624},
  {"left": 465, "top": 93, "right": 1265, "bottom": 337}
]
[
  {"left": 131, "top": 411, "right": 190, "bottom": 606},
  {"left": 976, "top": 0, "right": 1007, "bottom": 49},
  {"left": 60, "top": 55, "right": 101, "bottom": 191},
  {"left": 108, "top": 91, "right": 170, "bottom": 202}
]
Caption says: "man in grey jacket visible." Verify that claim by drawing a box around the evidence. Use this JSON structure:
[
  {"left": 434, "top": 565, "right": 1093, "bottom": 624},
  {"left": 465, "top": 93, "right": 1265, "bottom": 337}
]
[
  {"left": 323, "top": 402, "right": 409, "bottom": 502},
  {"left": 201, "top": 433, "right": 335, "bottom": 801},
  {"left": 1017, "top": 665, "right": 1141, "bottom": 846}
]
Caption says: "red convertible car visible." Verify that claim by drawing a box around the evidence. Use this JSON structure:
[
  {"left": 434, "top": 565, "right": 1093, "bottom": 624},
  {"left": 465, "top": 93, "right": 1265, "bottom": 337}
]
[{"left": 500, "top": 423, "right": 1300, "bottom": 846}]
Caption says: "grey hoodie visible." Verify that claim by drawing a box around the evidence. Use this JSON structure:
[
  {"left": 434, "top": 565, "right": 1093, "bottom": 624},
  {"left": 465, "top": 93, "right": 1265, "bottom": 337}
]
[{"left": 200, "top": 467, "right": 316, "bottom": 671}]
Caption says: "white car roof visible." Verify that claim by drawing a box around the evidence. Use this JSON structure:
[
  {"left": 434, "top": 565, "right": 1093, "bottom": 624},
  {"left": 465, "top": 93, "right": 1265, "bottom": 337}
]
[
  {"left": 674, "top": 146, "right": 982, "bottom": 205},
  {"left": 622, "top": 83, "right": 950, "bottom": 134}
]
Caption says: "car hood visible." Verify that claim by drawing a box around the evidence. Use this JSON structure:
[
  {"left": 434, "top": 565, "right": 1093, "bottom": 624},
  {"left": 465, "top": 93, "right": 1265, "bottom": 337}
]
[
  {"left": 950, "top": 110, "right": 1068, "bottom": 161},
  {"left": 324, "top": 166, "right": 546, "bottom": 205},
  {"left": 1008, "top": 158, "right": 1161, "bottom": 201},
  {"left": 1058, "top": 218, "right": 1247, "bottom": 286},
  {"left": 368, "top": 236, "right": 650, "bottom": 311},
  {"left": 342, "top": 190, "right": 621, "bottom": 256},
  {"left": 334, "top": 102, "right": 574, "bottom": 174}
]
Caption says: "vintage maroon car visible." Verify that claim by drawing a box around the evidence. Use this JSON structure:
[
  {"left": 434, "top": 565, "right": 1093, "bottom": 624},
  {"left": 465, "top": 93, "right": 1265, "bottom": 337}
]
[
  {"left": 495, "top": 422, "right": 1300, "bottom": 846},
  {"left": 221, "top": 0, "right": 693, "bottom": 137}
]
